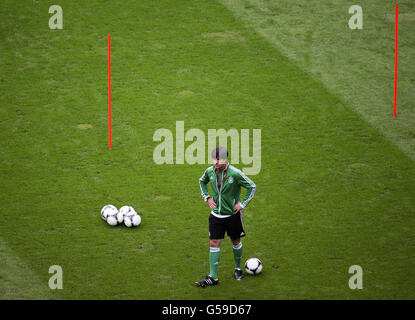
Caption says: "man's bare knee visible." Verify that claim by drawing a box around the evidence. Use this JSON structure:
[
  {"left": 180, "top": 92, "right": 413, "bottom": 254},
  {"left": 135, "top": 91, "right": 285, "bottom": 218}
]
[{"left": 210, "top": 239, "right": 221, "bottom": 248}]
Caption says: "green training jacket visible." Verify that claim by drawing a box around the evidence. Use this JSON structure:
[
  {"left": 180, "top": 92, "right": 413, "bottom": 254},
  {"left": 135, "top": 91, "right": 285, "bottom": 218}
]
[{"left": 199, "top": 163, "right": 256, "bottom": 217}]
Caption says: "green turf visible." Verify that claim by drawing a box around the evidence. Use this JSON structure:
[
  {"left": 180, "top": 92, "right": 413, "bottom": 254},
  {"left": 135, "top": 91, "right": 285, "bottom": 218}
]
[
  {"left": 0, "top": 0, "right": 414, "bottom": 299},
  {"left": 0, "top": 237, "right": 52, "bottom": 299},
  {"left": 221, "top": 0, "right": 415, "bottom": 160}
]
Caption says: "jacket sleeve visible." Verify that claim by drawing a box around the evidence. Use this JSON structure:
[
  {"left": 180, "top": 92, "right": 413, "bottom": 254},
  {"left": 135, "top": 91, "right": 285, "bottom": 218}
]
[
  {"left": 199, "top": 169, "right": 211, "bottom": 200},
  {"left": 236, "top": 171, "right": 256, "bottom": 208}
]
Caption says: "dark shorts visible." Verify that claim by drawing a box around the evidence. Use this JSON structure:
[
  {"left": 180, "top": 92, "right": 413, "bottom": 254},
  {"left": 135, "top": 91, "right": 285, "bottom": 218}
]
[{"left": 209, "top": 211, "right": 246, "bottom": 240}]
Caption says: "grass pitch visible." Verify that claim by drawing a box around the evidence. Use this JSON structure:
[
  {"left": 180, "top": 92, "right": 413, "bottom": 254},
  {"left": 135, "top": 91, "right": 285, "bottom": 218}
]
[{"left": 0, "top": 0, "right": 414, "bottom": 299}]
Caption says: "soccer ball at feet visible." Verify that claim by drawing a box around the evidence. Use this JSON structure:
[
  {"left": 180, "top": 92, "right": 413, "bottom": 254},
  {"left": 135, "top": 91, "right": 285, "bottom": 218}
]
[{"left": 245, "top": 258, "right": 262, "bottom": 275}]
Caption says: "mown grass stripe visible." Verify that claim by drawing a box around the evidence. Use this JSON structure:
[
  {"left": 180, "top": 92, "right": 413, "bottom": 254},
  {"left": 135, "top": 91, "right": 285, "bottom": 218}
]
[
  {"left": 0, "top": 237, "right": 54, "bottom": 300},
  {"left": 219, "top": 0, "right": 415, "bottom": 161}
]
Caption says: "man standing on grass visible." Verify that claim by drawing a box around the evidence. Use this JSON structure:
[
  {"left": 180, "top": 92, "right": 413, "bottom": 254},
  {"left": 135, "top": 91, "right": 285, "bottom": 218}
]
[{"left": 195, "top": 146, "right": 256, "bottom": 288}]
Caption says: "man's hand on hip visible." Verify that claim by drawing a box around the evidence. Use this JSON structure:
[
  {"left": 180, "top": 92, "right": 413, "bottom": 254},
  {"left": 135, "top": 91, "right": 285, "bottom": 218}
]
[
  {"left": 233, "top": 202, "right": 243, "bottom": 213},
  {"left": 207, "top": 198, "right": 217, "bottom": 209}
]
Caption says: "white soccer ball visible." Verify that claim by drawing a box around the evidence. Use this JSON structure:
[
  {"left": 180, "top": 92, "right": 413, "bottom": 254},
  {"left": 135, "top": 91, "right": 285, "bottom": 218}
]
[
  {"left": 245, "top": 258, "right": 262, "bottom": 275},
  {"left": 124, "top": 212, "right": 141, "bottom": 228},
  {"left": 105, "top": 207, "right": 122, "bottom": 226},
  {"left": 116, "top": 211, "right": 124, "bottom": 224},
  {"left": 101, "top": 204, "right": 117, "bottom": 221},
  {"left": 119, "top": 205, "right": 136, "bottom": 216}
]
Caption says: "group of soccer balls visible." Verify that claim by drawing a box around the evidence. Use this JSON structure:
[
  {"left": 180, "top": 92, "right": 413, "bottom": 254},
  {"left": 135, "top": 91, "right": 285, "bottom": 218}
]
[{"left": 101, "top": 205, "right": 141, "bottom": 228}]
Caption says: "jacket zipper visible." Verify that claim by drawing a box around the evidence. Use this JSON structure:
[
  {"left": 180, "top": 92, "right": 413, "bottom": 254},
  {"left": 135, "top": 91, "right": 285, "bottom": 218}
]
[{"left": 218, "top": 170, "right": 224, "bottom": 214}]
